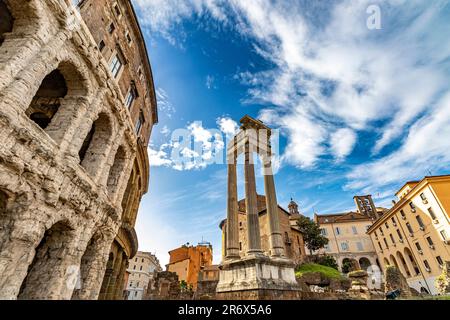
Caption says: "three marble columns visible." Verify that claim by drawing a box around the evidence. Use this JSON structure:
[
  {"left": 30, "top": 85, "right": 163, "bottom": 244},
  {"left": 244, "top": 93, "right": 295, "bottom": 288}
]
[{"left": 225, "top": 140, "right": 285, "bottom": 260}]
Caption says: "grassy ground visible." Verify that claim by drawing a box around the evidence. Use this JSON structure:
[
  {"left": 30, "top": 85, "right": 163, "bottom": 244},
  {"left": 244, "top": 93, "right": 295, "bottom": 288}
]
[{"left": 295, "top": 263, "right": 344, "bottom": 280}]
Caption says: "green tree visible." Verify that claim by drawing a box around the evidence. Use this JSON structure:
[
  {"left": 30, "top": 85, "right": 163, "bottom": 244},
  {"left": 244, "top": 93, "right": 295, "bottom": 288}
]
[
  {"left": 297, "top": 216, "right": 329, "bottom": 255},
  {"left": 435, "top": 265, "right": 449, "bottom": 295}
]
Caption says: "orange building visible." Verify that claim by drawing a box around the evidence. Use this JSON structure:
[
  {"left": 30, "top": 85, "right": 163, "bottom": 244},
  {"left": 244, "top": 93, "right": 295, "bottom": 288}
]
[{"left": 166, "top": 243, "right": 213, "bottom": 290}]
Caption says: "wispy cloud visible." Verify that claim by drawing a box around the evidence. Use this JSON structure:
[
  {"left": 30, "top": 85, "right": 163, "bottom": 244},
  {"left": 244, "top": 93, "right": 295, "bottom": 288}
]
[{"left": 139, "top": 0, "right": 450, "bottom": 196}]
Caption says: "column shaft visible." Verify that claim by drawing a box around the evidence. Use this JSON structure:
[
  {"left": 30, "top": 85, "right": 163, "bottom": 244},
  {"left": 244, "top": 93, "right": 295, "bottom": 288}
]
[
  {"left": 263, "top": 159, "right": 285, "bottom": 257},
  {"left": 225, "top": 157, "right": 239, "bottom": 259},
  {"left": 244, "top": 146, "right": 262, "bottom": 254}
]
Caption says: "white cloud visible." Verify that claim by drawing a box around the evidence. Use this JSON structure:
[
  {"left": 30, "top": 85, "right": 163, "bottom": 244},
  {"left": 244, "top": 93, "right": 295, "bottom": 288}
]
[
  {"left": 216, "top": 116, "right": 239, "bottom": 137},
  {"left": 140, "top": 0, "right": 450, "bottom": 189},
  {"left": 330, "top": 128, "right": 357, "bottom": 161},
  {"left": 148, "top": 121, "right": 226, "bottom": 170},
  {"left": 156, "top": 88, "right": 176, "bottom": 119},
  {"left": 160, "top": 125, "right": 170, "bottom": 136},
  {"left": 345, "top": 92, "right": 450, "bottom": 193}
]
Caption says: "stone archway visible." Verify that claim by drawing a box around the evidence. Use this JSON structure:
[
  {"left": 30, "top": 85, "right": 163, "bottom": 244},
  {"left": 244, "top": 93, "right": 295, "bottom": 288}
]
[
  {"left": 359, "top": 257, "right": 371, "bottom": 271},
  {"left": 71, "top": 228, "right": 114, "bottom": 300},
  {"left": 25, "top": 60, "right": 89, "bottom": 144},
  {"left": 79, "top": 112, "right": 113, "bottom": 178},
  {"left": 389, "top": 254, "right": 399, "bottom": 270},
  {"left": 18, "top": 220, "right": 78, "bottom": 300},
  {"left": 396, "top": 251, "right": 411, "bottom": 278},
  {"left": 107, "top": 145, "right": 127, "bottom": 197}
]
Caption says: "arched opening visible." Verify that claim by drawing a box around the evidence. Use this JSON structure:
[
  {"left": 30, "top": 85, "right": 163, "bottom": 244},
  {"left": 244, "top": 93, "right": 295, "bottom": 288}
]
[
  {"left": 25, "top": 69, "right": 68, "bottom": 130},
  {"left": 107, "top": 146, "right": 127, "bottom": 195},
  {"left": 359, "top": 257, "right": 371, "bottom": 271},
  {"left": 341, "top": 258, "right": 359, "bottom": 273},
  {"left": 404, "top": 247, "right": 420, "bottom": 276},
  {"left": 18, "top": 221, "right": 76, "bottom": 299},
  {"left": 0, "top": 189, "right": 8, "bottom": 214},
  {"left": 0, "top": 0, "right": 14, "bottom": 47},
  {"left": 25, "top": 61, "right": 88, "bottom": 142},
  {"left": 396, "top": 251, "right": 411, "bottom": 277},
  {"left": 98, "top": 252, "right": 115, "bottom": 299},
  {"left": 389, "top": 254, "right": 399, "bottom": 270},
  {"left": 420, "top": 287, "right": 429, "bottom": 294},
  {"left": 383, "top": 257, "right": 390, "bottom": 267},
  {"left": 71, "top": 231, "right": 105, "bottom": 300},
  {"left": 79, "top": 112, "right": 113, "bottom": 176}
]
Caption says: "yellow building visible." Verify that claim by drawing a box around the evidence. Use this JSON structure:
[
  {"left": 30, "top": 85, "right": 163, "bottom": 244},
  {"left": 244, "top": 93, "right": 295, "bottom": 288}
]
[
  {"left": 314, "top": 195, "right": 387, "bottom": 272},
  {"left": 367, "top": 175, "right": 450, "bottom": 295}
]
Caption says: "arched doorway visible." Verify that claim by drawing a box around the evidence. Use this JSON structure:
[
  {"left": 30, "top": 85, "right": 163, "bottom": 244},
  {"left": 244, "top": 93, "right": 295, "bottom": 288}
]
[
  {"left": 359, "top": 257, "right": 371, "bottom": 271},
  {"left": 396, "top": 251, "right": 411, "bottom": 277},
  {"left": 0, "top": 0, "right": 13, "bottom": 47},
  {"left": 389, "top": 254, "right": 399, "bottom": 270},
  {"left": 18, "top": 221, "right": 77, "bottom": 299},
  {"left": 404, "top": 247, "right": 420, "bottom": 276},
  {"left": 79, "top": 112, "right": 113, "bottom": 177}
]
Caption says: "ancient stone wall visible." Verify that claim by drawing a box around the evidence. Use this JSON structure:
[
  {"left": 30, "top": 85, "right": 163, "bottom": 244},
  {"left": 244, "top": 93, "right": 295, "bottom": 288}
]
[{"left": 0, "top": 0, "right": 154, "bottom": 300}]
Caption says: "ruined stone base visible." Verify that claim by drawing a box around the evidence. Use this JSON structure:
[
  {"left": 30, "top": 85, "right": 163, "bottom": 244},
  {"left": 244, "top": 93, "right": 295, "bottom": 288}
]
[{"left": 216, "top": 255, "right": 301, "bottom": 300}]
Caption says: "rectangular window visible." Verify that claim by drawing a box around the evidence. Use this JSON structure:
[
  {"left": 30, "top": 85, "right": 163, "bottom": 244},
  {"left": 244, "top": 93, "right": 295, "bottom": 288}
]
[
  {"left": 396, "top": 229, "right": 403, "bottom": 241},
  {"left": 125, "top": 88, "right": 136, "bottom": 109},
  {"left": 416, "top": 215, "right": 425, "bottom": 229},
  {"left": 420, "top": 193, "right": 427, "bottom": 201},
  {"left": 125, "top": 30, "right": 132, "bottom": 44},
  {"left": 391, "top": 217, "right": 396, "bottom": 225},
  {"left": 98, "top": 40, "right": 105, "bottom": 52},
  {"left": 423, "top": 260, "right": 431, "bottom": 271},
  {"left": 352, "top": 226, "right": 357, "bottom": 235},
  {"left": 324, "top": 244, "right": 330, "bottom": 251},
  {"left": 114, "top": 4, "right": 122, "bottom": 17},
  {"left": 321, "top": 228, "right": 328, "bottom": 236},
  {"left": 379, "top": 226, "right": 384, "bottom": 235},
  {"left": 436, "top": 256, "right": 444, "bottom": 266},
  {"left": 409, "top": 202, "right": 416, "bottom": 212},
  {"left": 239, "top": 242, "right": 242, "bottom": 251},
  {"left": 108, "top": 22, "right": 115, "bottom": 34},
  {"left": 142, "top": 258, "right": 144, "bottom": 263},
  {"left": 389, "top": 234, "right": 395, "bottom": 244},
  {"left": 356, "top": 242, "right": 363, "bottom": 251},
  {"left": 428, "top": 208, "right": 436, "bottom": 220},
  {"left": 440, "top": 230, "right": 448, "bottom": 241},
  {"left": 109, "top": 53, "right": 123, "bottom": 78},
  {"left": 135, "top": 112, "right": 144, "bottom": 135},
  {"left": 374, "top": 230, "right": 378, "bottom": 237},
  {"left": 383, "top": 238, "right": 389, "bottom": 249},
  {"left": 406, "top": 223, "right": 414, "bottom": 234},
  {"left": 335, "top": 227, "right": 341, "bottom": 235},
  {"left": 385, "top": 222, "right": 389, "bottom": 229},
  {"left": 378, "top": 242, "right": 383, "bottom": 251},
  {"left": 426, "top": 236, "right": 434, "bottom": 246},
  {"left": 415, "top": 242, "right": 422, "bottom": 251},
  {"left": 340, "top": 242, "right": 349, "bottom": 251},
  {"left": 400, "top": 210, "right": 406, "bottom": 219}
]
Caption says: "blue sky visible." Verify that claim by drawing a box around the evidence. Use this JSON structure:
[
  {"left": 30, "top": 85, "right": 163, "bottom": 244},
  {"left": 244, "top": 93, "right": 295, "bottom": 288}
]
[{"left": 131, "top": 0, "right": 450, "bottom": 266}]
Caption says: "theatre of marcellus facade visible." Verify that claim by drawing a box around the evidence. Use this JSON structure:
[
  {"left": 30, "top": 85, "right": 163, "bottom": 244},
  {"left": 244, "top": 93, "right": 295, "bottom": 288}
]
[{"left": 0, "top": 0, "right": 157, "bottom": 299}]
